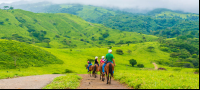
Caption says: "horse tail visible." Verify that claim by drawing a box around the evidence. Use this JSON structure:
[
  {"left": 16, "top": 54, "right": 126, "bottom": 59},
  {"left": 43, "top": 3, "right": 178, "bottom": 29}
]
[
  {"left": 93, "top": 64, "right": 96, "bottom": 74},
  {"left": 109, "top": 63, "right": 113, "bottom": 77}
]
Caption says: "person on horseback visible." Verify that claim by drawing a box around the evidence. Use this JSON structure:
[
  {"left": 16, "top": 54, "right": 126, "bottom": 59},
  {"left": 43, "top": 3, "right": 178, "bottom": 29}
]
[
  {"left": 102, "top": 49, "right": 116, "bottom": 75},
  {"left": 87, "top": 61, "right": 92, "bottom": 72},
  {"left": 94, "top": 56, "right": 99, "bottom": 66},
  {"left": 100, "top": 56, "right": 106, "bottom": 64}
]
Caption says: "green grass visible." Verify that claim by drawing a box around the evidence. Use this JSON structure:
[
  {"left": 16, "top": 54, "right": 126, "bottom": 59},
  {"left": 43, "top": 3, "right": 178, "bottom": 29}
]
[
  {"left": 114, "top": 69, "right": 199, "bottom": 89},
  {"left": 42, "top": 73, "right": 82, "bottom": 89},
  {"left": 0, "top": 40, "right": 199, "bottom": 89},
  {"left": 0, "top": 39, "right": 63, "bottom": 69}
]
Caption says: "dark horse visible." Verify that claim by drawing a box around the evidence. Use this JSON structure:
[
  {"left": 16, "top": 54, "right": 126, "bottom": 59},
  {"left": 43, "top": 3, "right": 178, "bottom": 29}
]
[
  {"left": 102, "top": 62, "right": 114, "bottom": 84},
  {"left": 92, "top": 64, "right": 99, "bottom": 78},
  {"left": 86, "top": 65, "right": 93, "bottom": 77}
]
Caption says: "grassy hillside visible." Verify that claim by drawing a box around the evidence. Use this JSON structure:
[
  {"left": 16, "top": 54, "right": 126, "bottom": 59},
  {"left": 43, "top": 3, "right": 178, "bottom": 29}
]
[
  {"left": 0, "top": 39, "right": 63, "bottom": 69},
  {"left": 0, "top": 41, "right": 198, "bottom": 89},
  {"left": 21, "top": 4, "right": 199, "bottom": 38},
  {"left": 0, "top": 9, "right": 158, "bottom": 48}
]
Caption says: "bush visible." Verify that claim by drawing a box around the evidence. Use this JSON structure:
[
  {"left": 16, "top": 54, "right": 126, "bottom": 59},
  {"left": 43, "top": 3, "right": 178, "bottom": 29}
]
[
  {"left": 0, "top": 21, "right": 4, "bottom": 25},
  {"left": 137, "top": 64, "right": 144, "bottom": 68},
  {"left": 172, "top": 62, "right": 194, "bottom": 68},
  {"left": 129, "top": 59, "right": 137, "bottom": 67},
  {"left": 55, "top": 35, "right": 60, "bottom": 38},
  {"left": 170, "top": 52, "right": 180, "bottom": 58},
  {"left": 194, "top": 69, "right": 199, "bottom": 74},
  {"left": 147, "top": 46, "right": 155, "bottom": 52},
  {"left": 160, "top": 47, "right": 170, "bottom": 52},
  {"left": 99, "top": 37, "right": 104, "bottom": 40},
  {"left": 116, "top": 49, "right": 124, "bottom": 55},
  {"left": 192, "top": 54, "right": 198, "bottom": 58}
]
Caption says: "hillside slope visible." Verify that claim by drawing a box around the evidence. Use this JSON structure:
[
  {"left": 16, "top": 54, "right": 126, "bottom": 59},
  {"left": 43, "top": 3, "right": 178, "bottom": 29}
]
[
  {"left": 8, "top": 3, "right": 198, "bottom": 38},
  {"left": 0, "top": 39, "right": 63, "bottom": 69},
  {"left": 0, "top": 9, "right": 158, "bottom": 48}
]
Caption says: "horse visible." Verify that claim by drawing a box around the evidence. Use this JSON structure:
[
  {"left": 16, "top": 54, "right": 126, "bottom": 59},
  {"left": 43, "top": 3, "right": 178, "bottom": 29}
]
[
  {"left": 99, "top": 62, "right": 104, "bottom": 81},
  {"left": 102, "top": 62, "right": 114, "bottom": 84},
  {"left": 86, "top": 64, "right": 93, "bottom": 77},
  {"left": 92, "top": 64, "right": 99, "bottom": 78}
]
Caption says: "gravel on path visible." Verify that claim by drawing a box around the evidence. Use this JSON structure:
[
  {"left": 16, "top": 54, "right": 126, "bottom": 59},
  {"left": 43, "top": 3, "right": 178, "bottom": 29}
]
[{"left": 0, "top": 74, "right": 64, "bottom": 89}]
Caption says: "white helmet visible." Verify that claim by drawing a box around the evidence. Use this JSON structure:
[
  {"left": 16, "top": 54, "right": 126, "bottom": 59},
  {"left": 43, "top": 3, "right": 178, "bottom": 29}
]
[
  {"left": 95, "top": 56, "right": 98, "bottom": 59},
  {"left": 102, "top": 56, "right": 105, "bottom": 59},
  {"left": 108, "top": 49, "right": 112, "bottom": 53}
]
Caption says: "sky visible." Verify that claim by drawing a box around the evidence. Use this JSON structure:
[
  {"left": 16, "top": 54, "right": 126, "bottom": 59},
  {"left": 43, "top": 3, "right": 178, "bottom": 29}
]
[{"left": 0, "top": 0, "right": 199, "bottom": 13}]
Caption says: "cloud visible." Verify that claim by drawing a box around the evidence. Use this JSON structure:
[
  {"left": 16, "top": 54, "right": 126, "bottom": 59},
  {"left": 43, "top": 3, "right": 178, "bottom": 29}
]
[{"left": 0, "top": 0, "right": 199, "bottom": 13}]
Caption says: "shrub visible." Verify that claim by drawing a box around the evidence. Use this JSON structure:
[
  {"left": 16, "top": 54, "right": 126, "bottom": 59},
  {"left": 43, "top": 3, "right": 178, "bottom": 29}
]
[
  {"left": 64, "top": 69, "right": 73, "bottom": 73},
  {"left": 0, "top": 21, "right": 4, "bottom": 25},
  {"left": 129, "top": 59, "right": 137, "bottom": 67},
  {"left": 102, "top": 33, "right": 109, "bottom": 38},
  {"left": 194, "top": 69, "right": 199, "bottom": 74},
  {"left": 192, "top": 54, "right": 198, "bottom": 58},
  {"left": 137, "top": 64, "right": 144, "bottom": 68},
  {"left": 99, "top": 37, "right": 104, "bottom": 40},
  {"left": 160, "top": 47, "right": 170, "bottom": 52},
  {"left": 55, "top": 35, "right": 60, "bottom": 38},
  {"left": 116, "top": 49, "right": 124, "bottom": 55},
  {"left": 147, "top": 46, "right": 155, "bottom": 52}
]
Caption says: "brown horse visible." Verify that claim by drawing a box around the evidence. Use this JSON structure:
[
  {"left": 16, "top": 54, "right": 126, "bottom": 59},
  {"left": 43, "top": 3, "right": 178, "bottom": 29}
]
[
  {"left": 99, "top": 62, "right": 104, "bottom": 81},
  {"left": 86, "top": 65, "right": 93, "bottom": 77},
  {"left": 92, "top": 64, "right": 99, "bottom": 78},
  {"left": 102, "top": 62, "right": 114, "bottom": 84}
]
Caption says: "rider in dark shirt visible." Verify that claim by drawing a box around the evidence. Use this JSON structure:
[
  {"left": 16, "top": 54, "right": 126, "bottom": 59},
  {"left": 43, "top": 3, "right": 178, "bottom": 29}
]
[{"left": 94, "top": 56, "right": 99, "bottom": 66}]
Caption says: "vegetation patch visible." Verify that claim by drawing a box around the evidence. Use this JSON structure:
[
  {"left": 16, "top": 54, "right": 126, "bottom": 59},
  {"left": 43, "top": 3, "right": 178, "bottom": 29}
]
[{"left": 42, "top": 73, "right": 82, "bottom": 89}]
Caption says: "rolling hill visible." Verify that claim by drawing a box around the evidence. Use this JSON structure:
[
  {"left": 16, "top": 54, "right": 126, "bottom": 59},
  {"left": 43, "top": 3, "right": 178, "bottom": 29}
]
[
  {"left": 1, "top": 2, "right": 198, "bottom": 38},
  {"left": 0, "top": 9, "right": 158, "bottom": 48},
  {"left": 0, "top": 39, "right": 63, "bottom": 69}
]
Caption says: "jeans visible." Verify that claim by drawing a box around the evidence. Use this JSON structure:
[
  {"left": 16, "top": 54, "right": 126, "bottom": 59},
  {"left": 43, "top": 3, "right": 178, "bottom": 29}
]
[
  {"left": 87, "top": 64, "right": 92, "bottom": 71},
  {"left": 102, "top": 61, "right": 114, "bottom": 74}
]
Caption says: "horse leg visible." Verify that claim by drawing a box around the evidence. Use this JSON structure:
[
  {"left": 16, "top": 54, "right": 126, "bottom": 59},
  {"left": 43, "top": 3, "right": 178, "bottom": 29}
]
[
  {"left": 110, "top": 75, "right": 111, "bottom": 84},
  {"left": 107, "top": 73, "right": 109, "bottom": 84},
  {"left": 100, "top": 73, "right": 101, "bottom": 80}
]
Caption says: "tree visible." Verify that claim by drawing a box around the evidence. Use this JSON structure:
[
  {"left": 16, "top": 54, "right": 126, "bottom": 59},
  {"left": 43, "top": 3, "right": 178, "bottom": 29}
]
[
  {"left": 102, "top": 33, "right": 109, "bottom": 38},
  {"left": 9, "top": 6, "right": 14, "bottom": 10},
  {"left": 129, "top": 59, "right": 137, "bottom": 67},
  {"left": 4, "top": 6, "right": 9, "bottom": 10},
  {"left": 43, "top": 39, "right": 50, "bottom": 48}
]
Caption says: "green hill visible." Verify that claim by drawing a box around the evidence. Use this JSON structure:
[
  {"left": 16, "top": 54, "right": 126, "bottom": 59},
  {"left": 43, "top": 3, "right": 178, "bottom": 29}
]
[
  {"left": 0, "top": 9, "right": 158, "bottom": 48},
  {"left": 1, "top": 3, "right": 199, "bottom": 38},
  {"left": 0, "top": 39, "right": 63, "bottom": 69}
]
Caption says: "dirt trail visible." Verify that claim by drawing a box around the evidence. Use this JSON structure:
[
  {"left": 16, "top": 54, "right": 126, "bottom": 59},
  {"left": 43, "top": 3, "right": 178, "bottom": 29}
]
[
  {"left": 77, "top": 74, "right": 132, "bottom": 89},
  {"left": 153, "top": 63, "right": 158, "bottom": 70},
  {"left": 0, "top": 74, "right": 64, "bottom": 89}
]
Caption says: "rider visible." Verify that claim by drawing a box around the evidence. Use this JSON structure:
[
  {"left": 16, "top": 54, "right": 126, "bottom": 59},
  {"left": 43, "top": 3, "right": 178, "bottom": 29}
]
[
  {"left": 100, "top": 56, "right": 106, "bottom": 64},
  {"left": 102, "top": 49, "right": 116, "bottom": 75},
  {"left": 94, "top": 56, "right": 99, "bottom": 66},
  {"left": 87, "top": 61, "right": 92, "bottom": 72}
]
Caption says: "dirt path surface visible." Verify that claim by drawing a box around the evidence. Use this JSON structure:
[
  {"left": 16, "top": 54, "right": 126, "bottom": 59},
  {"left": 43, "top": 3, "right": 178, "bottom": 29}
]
[
  {"left": 153, "top": 63, "right": 158, "bottom": 70},
  {"left": 77, "top": 74, "right": 132, "bottom": 89},
  {"left": 0, "top": 74, "right": 64, "bottom": 89}
]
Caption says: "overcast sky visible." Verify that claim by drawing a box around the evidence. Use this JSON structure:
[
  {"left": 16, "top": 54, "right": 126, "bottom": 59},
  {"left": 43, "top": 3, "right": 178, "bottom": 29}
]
[{"left": 0, "top": 0, "right": 199, "bottom": 13}]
